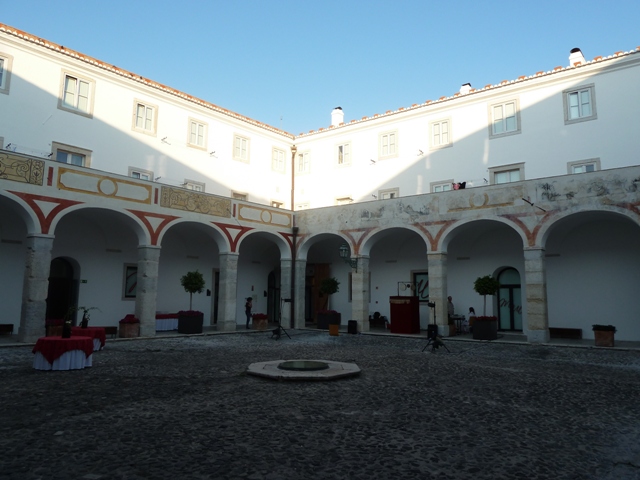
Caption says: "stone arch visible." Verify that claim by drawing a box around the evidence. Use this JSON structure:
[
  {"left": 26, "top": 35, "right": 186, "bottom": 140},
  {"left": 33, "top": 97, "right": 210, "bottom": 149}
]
[
  {"left": 439, "top": 216, "right": 527, "bottom": 252},
  {"left": 0, "top": 190, "right": 37, "bottom": 234},
  {"left": 297, "top": 231, "right": 352, "bottom": 261},
  {"left": 159, "top": 219, "right": 230, "bottom": 253},
  {"left": 236, "top": 229, "right": 292, "bottom": 260},
  {"left": 359, "top": 225, "right": 430, "bottom": 257}
]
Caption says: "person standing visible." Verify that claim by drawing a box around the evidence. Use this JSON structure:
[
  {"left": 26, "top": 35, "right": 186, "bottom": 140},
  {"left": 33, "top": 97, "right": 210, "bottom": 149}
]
[
  {"left": 447, "top": 296, "right": 455, "bottom": 319},
  {"left": 245, "top": 297, "right": 253, "bottom": 329}
]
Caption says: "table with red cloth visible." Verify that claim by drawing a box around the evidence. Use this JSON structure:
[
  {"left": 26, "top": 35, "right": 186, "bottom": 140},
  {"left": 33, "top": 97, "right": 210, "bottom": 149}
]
[
  {"left": 155, "top": 313, "right": 179, "bottom": 331},
  {"left": 71, "top": 326, "right": 106, "bottom": 351},
  {"left": 32, "top": 336, "right": 94, "bottom": 371}
]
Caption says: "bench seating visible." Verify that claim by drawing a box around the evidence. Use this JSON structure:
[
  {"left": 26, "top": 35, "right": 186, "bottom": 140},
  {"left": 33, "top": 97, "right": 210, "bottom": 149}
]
[
  {"left": 0, "top": 324, "right": 13, "bottom": 335},
  {"left": 549, "top": 327, "right": 582, "bottom": 339}
]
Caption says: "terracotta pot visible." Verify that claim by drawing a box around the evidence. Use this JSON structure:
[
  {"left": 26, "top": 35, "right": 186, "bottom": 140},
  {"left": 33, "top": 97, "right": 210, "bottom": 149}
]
[
  {"left": 46, "top": 325, "right": 63, "bottom": 337},
  {"left": 253, "top": 318, "right": 268, "bottom": 331},
  {"left": 178, "top": 313, "right": 204, "bottom": 334}
]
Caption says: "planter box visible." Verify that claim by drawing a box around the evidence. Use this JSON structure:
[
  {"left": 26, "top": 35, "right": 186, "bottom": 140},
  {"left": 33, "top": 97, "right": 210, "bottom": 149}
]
[
  {"left": 594, "top": 330, "right": 614, "bottom": 347},
  {"left": 317, "top": 313, "right": 341, "bottom": 329},
  {"left": 178, "top": 313, "right": 204, "bottom": 334},
  {"left": 472, "top": 319, "right": 498, "bottom": 340},
  {"left": 46, "top": 325, "right": 63, "bottom": 337},
  {"left": 253, "top": 318, "right": 268, "bottom": 331},
  {"left": 119, "top": 323, "right": 139, "bottom": 338}
]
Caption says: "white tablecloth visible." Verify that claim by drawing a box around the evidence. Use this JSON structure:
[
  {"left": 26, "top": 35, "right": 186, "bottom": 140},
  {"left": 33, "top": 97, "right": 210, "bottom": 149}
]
[
  {"left": 33, "top": 350, "right": 93, "bottom": 371},
  {"left": 156, "top": 318, "right": 178, "bottom": 331}
]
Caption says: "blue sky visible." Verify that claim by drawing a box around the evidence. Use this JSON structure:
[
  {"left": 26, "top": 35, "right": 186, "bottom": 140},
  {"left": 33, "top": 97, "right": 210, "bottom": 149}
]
[{"left": 2, "top": 0, "right": 639, "bottom": 135}]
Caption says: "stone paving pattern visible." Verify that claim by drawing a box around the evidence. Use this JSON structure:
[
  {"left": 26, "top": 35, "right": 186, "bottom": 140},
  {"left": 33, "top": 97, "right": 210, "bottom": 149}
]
[{"left": 0, "top": 331, "right": 639, "bottom": 480}]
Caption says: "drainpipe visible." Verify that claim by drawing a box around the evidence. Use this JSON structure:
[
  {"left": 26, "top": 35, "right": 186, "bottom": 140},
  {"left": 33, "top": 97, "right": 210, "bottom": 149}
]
[{"left": 290, "top": 145, "right": 297, "bottom": 328}]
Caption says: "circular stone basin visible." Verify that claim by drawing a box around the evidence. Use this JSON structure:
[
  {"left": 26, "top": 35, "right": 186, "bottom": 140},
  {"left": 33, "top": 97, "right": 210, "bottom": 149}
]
[
  {"left": 278, "top": 360, "right": 330, "bottom": 371},
  {"left": 247, "top": 359, "right": 360, "bottom": 381}
]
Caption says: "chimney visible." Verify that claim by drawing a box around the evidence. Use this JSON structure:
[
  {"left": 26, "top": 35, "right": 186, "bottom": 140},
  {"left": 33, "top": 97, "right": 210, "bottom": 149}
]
[
  {"left": 569, "top": 48, "right": 586, "bottom": 66},
  {"left": 459, "top": 83, "right": 472, "bottom": 95},
  {"left": 331, "top": 106, "right": 344, "bottom": 127}
]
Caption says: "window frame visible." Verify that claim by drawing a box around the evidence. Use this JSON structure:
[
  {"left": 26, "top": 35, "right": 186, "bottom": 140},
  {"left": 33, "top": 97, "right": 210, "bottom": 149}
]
[
  {"left": 295, "top": 202, "right": 309, "bottom": 210},
  {"left": 296, "top": 151, "right": 310, "bottom": 174},
  {"left": 567, "top": 158, "right": 600, "bottom": 174},
  {"left": 232, "top": 191, "right": 248, "bottom": 201},
  {"left": 187, "top": 118, "right": 208, "bottom": 150},
  {"left": 132, "top": 99, "right": 158, "bottom": 136},
  {"left": 429, "top": 118, "right": 452, "bottom": 149},
  {"left": 128, "top": 167, "right": 154, "bottom": 181},
  {"left": 336, "top": 142, "right": 351, "bottom": 166},
  {"left": 378, "top": 188, "right": 399, "bottom": 200},
  {"left": 233, "top": 135, "right": 250, "bottom": 163},
  {"left": 184, "top": 179, "right": 205, "bottom": 192},
  {"left": 51, "top": 142, "right": 92, "bottom": 167},
  {"left": 0, "top": 52, "right": 14, "bottom": 95},
  {"left": 271, "top": 200, "right": 284, "bottom": 208},
  {"left": 430, "top": 180, "right": 454, "bottom": 193},
  {"left": 489, "top": 162, "right": 525, "bottom": 184},
  {"left": 378, "top": 130, "right": 398, "bottom": 159},
  {"left": 58, "top": 70, "right": 95, "bottom": 118},
  {"left": 336, "top": 196, "right": 353, "bottom": 205},
  {"left": 563, "top": 84, "right": 597, "bottom": 125},
  {"left": 488, "top": 99, "right": 521, "bottom": 138},
  {"left": 272, "top": 148, "right": 286, "bottom": 173}
]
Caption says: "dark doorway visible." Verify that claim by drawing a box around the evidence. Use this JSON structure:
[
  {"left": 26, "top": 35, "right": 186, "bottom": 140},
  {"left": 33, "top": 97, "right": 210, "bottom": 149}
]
[{"left": 45, "top": 257, "right": 78, "bottom": 323}]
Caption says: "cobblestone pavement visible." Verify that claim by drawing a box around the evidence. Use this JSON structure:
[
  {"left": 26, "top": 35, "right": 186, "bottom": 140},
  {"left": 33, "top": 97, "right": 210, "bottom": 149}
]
[{"left": 1, "top": 331, "right": 639, "bottom": 480}]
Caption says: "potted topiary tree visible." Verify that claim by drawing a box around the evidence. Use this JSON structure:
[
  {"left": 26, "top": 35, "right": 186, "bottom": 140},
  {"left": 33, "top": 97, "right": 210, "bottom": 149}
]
[
  {"left": 472, "top": 275, "right": 500, "bottom": 340},
  {"left": 178, "top": 270, "right": 206, "bottom": 334},
  {"left": 317, "top": 277, "right": 340, "bottom": 329}
]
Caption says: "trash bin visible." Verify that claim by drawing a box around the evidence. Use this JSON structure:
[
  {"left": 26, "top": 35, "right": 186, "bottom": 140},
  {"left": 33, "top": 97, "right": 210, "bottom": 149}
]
[{"left": 348, "top": 320, "right": 358, "bottom": 334}]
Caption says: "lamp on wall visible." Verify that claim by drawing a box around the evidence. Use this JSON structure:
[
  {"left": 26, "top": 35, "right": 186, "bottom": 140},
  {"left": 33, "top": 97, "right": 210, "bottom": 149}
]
[{"left": 339, "top": 243, "right": 358, "bottom": 272}]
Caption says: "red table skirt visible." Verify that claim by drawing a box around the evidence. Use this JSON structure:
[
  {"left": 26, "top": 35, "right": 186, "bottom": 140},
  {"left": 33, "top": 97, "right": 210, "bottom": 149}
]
[
  {"left": 155, "top": 313, "right": 178, "bottom": 319},
  {"left": 32, "top": 336, "right": 94, "bottom": 364},
  {"left": 71, "top": 327, "right": 106, "bottom": 348}
]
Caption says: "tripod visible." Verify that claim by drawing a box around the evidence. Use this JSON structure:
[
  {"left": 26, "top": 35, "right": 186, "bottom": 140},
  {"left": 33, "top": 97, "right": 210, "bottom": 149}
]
[
  {"left": 271, "top": 298, "right": 291, "bottom": 340},
  {"left": 422, "top": 302, "right": 449, "bottom": 353}
]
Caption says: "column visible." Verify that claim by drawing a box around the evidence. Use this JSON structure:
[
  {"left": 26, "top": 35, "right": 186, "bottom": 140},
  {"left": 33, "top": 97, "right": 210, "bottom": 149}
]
[
  {"left": 135, "top": 245, "right": 161, "bottom": 337},
  {"left": 523, "top": 247, "right": 549, "bottom": 343},
  {"left": 427, "top": 252, "right": 452, "bottom": 335},
  {"left": 351, "top": 256, "right": 370, "bottom": 332},
  {"left": 292, "top": 259, "right": 306, "bottom": 329},
  {"left": 279, "top": 258, "right": 292, "bottom": 327},
  {"left": 18, "top": 234, "right": 55, "bottom": 343},
  {"left": 217, "top": 252, "right": 239, "bottom": 331}
]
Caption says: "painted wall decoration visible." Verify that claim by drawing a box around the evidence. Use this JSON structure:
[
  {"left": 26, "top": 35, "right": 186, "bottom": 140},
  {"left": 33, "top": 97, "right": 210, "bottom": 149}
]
[
  {"left": 160, "top": 186, "right": 231, "bottom": 217},
  {"left": 0, "top": 153, "right": 44, "bottom": 185},
  {"left": 57, "top": 167, "right": 152, "bottom": 203},
  {"left": 123, "top": 264, "right": 137, "bottom": 299}
]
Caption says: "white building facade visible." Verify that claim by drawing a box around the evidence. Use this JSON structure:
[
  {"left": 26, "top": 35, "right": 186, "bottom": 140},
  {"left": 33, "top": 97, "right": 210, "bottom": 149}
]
[{"left": 1, "top": 23, "right": 639, "bottom": 343}]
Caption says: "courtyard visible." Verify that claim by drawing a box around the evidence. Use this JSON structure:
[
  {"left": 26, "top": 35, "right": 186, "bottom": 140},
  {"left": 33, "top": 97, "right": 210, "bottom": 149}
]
[{"left": 0, "top": 331, "right": 639, "bottom": 480}]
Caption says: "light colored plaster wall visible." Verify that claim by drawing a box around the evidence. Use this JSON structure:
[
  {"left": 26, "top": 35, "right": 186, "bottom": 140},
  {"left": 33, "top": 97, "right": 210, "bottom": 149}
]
[{"left": 546, "top": 218, "right": 640, "bottom": 340}]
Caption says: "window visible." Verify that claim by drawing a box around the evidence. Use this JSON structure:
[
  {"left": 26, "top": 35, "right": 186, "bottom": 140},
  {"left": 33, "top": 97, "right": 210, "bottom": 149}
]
[
  {"left": 489, "top": 100, "right": 521, "bottom": 138},
  {"left": 188, "top": 119, "right": 207, "bottom": 149},
  {"left": 232, "top": 192, "right": 247, "bottom": 201},
  {"left": 128, "top": 167, "right": 153, "bottom": 181},
  {"left": 379, "top": 131, "right": 398, "bottom": 158},
  {"left": 336, "top": 196, "right": 353, "bottom": 205},
  {"left": 272, "top": 148, "right": 286, "bottom": 172},
  {"left": 184, "top": 180, "right": 205, "bottom": 192},
  {"left": 0, "top": 53, "right": 13, "bottom": 95},
  {"left": 379, "top": 188, "right": 399, "bottom": 199},
  {"left": 430, "top": 119, "right": 452, "bottom": 149},
  {"left": 296, "top": 151, "right": 310, "bottom": 174},
  {"left": 233, "top": 135, "right": 249, "bottom": 162},
  {"left": 132, "top": 100, "right": 158, "bottom": 135},
  {"left": 58, "top": 72, "right": 94, "bottom": 117},
  {"left": 295, "top": 202, "right": 309, "bottom": 210},
  {"left": 568, "top": 158, "right": 600, "bottom": 174},
  {"left": 489, "top": 163, "right": 525, "bottom": 184},
  {"left": 431, "top": 181, "right": 453, "bottom": 193},
  {"left": 52, "top": 142, "right": 91, "bottom": 167},
  {"left": 337, "top": 143, "right": 351, "bottom": 165},
  {"left": 271, "top": 201, "right": 283, "bottom": 208},
  {"left": 563, "top": 84, "right": 597, "bottom": 124}
]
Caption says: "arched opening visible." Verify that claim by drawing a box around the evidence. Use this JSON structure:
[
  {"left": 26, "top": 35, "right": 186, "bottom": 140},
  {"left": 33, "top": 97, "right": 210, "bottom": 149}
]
[
  {"left": 45, "top": 257, "right": 79, "bottom": 323},
  {"left": 497, "top": 267, "right": 522, "bottom": 331}
]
